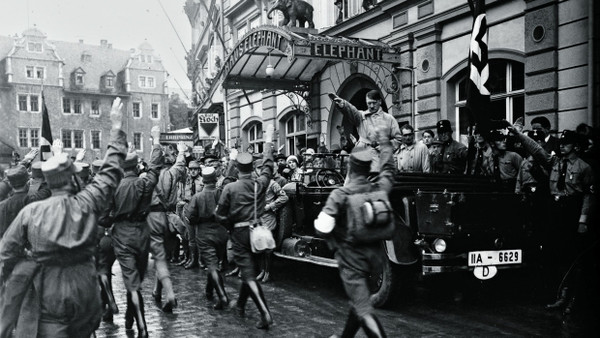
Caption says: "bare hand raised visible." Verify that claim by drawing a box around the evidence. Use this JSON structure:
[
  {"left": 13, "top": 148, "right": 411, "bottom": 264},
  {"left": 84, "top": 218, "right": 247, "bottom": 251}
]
[{"left": 110, "top": 97, "right": 124, "bottom": 130}]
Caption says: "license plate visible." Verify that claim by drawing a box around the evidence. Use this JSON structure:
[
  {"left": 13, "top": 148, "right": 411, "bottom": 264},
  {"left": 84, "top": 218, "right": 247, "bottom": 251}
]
[{"left": 468, "top": 249, "right": 522, "bottom": 266}]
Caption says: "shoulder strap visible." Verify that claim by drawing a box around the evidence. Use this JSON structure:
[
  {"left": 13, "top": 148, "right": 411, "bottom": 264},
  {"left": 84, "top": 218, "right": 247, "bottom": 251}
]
[{"left": 254, "top": 180, "right": 258, "bottom": 225}]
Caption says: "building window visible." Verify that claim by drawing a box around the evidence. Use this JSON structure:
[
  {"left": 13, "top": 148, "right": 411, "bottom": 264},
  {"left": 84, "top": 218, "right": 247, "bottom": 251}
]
[
  {"left": 453, "top": 59, "right": 525, "bottom": 141},
  {"left": 18, "top": 128, "right": 28, "bottom": 147},
  {"left": 91, "top": 131, "right": 101, "bottom": 149},
  {"left": 285, "top": 112, "right": 307, "bottom": 155},
  {"left": 18, "top": 95, "right": 28, "bottom": 111},
  {"left": 106, "top": 77, "right": 114, "bottom": 88},
  {"left": 63, "top": 98, "right": 71, "bottom": 113},
  {"left": 27, "top": 41, "right": 42, "bottom": 52},
  {"left": 26, "top": 66, "right": 34, "bottom": 78},
  {"left": 151, "top": 103, "right": 159, "bottom": 119},
  {"left": 247, "top": 123, "right": 263, "bottom": 153},
  {"left": 73, "top": 99, "right": 82, "bottom": 114},
  {"left": 17, "top": 94, "right": 39, "bottom": 112},
  {"left": 133, "top": 102, "right": 141, "bottom": 118},
  {"left": 139, "top": 76, "right": 146, "bottom": 88},
  {"left": 148, "top": 77, "right": 155, "bottom": 88},
  {"left": 62, "top": 129, "right": 73, "bottom": 149},
  {"left": 133, "top": 132, "right": 142, "bottom": 150},
  {"left": 237, "top": 24, "right": 248, "bottom": 41},
  {"left": 36, "top": 68, "right": 44, "bottom": 79},
  {"left": 73, "top": 130, "right": 84, "bottom": 148},
  {"left": 30, "top": 95, "right": 39, "bottom": 112},
  {"left": 75, "top": 73, "right": 84, "bottom": 85},
  {"left": 91, "top": 100, "right": 100, "bottom": 115},
  {"left": 139, "top": 55, "right": 145, "bottom": 63},
  {"left": 30, "top": 129, "right": 39, "bottom": 148}
]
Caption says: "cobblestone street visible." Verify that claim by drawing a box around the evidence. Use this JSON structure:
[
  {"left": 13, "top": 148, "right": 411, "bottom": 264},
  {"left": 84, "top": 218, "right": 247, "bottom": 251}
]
[{"left": 96, "top": 256, "right": 598, "bottom": 337}]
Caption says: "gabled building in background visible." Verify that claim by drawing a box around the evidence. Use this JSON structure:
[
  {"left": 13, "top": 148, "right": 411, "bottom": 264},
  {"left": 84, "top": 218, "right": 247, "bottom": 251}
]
[
  {"left": 187, "top": 0, "right": 598, "bottom": 155},
  {"left": 0, "top": 27, "right": 170, "bottom": 164}
]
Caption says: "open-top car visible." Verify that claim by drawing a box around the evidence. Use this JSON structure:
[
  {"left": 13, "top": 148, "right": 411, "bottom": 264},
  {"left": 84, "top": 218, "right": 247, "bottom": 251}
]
[{"left": 274, "top": 152, "right": 536, "bottom": 307}]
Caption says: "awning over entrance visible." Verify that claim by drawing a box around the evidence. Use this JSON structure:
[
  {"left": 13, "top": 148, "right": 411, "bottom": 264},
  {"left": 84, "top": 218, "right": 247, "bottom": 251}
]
[{"left": 218, "top": 25, "right": 400, "bottom": 92}]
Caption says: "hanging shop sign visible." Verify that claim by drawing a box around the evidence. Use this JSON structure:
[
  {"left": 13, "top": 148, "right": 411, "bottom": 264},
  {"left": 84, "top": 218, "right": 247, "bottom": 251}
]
[
  {"left": 159, "top": 133, "right": 194, "bottom": 142},
  {"left": 197, "top": 113, "right": 220, "bottom": 139}
]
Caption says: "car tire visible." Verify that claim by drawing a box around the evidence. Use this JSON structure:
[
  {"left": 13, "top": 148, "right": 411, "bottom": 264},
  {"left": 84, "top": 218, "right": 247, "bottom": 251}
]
[
  {"left": 276, "top": 204, "right": 294, "bottom": 248},
  {"left": 369, "top": 255, "right": 401, "bottom": 308}
]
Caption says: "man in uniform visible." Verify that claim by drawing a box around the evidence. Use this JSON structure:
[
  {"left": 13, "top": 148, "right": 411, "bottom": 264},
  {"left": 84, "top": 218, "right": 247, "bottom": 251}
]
[
  {"left": 27, "top": 161, "right": 45, "bottom": 197},
  {"left": 0, "top": 149, "right": 50, "bottom": 238},
  {"left": 0, "top": 97, "right": 126, "bottom": 337},
  {"left": 110, "top": 126, "right": 162, "bottom": 337},
  {"left": 148, "top": 141, "right": 187, "bottom": 312},
  {"left": 510, "top": 126, "right": 595, "bottom": 314},
  {"left": 184, "top": 167, "right": 229, "bottom": 309},
  {"left": 216, "top": 125, "right": 275, "bottom": 330},
  {"left": 396, "top": 123, "right": 430, "bottom": 173},
  {"left": 253, "top": 159, "right": 289, "bottom": 283},
  {"left": 177, "top": 160, "right": 203, "bottom": 269},
  {"left": 331, "top": 90, "right": 401, "bottom": 172},
  {"left": 314, "top": 126, "right": 394, "bottom": 338},
  {"left": 430, "top": 120, "right": 468, "bottom": 174},
  {"left": 481, "top": 129, "right": 523, "bottom": 191},
  {"left": 531, "top": 116, "right": 560, "bottom": 156}
]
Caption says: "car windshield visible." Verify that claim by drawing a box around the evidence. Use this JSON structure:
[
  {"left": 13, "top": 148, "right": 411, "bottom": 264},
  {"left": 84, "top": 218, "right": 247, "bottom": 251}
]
[{"left": 300, "top": 153, "right": 349, "bottom": 187}]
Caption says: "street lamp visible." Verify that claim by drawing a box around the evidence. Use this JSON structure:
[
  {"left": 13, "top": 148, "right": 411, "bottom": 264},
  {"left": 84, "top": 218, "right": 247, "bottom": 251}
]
[{"left": 265, "top": 49, "right": 274, "bottom": 77}]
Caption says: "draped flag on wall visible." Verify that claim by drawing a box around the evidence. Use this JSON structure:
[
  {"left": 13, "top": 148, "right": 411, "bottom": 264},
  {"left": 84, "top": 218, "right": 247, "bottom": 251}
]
[
  {"left": 466, "top": 0, "right": 491, "bottom": 134},
  {"left": 40, "top": 93, "right": 53, "bottom": 161}
]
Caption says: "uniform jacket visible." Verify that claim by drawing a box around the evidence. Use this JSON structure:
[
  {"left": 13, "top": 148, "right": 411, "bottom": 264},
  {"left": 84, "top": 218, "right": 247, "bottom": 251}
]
[
  {"left": 185, "top": 185, "right": 221, "bottom": 232},
  {"left": 0, "top": 181, "right": 51, "bottom": 238},
  {"left": 151, "top": 152, "right": 186, "bottom": 211},
  {"left": 430, "top": 139, "right": 468, "bottom": 174},
  {"left": 338, "top": 99, "right": 401, "bottom": 149},
  {"left": 0, "top": 129, "right": 127, "bottom": 338},
  {"left": 260, "top": 180, "right": 289, "bottom": 230}
]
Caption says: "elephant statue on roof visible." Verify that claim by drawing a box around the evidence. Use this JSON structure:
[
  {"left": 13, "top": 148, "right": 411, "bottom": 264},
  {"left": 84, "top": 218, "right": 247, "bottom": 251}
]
[{"left": 266, "top": 0, "right": 315, "bottom": 29}]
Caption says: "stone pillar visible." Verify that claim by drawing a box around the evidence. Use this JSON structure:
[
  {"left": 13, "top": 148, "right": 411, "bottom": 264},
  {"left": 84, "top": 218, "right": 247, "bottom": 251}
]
[
  {"left": 524, "top": 0, "right": 558, "bottom": 130},
  {"left": 262, "top": 90, "right": 279, "bottom": 148},
  {"left": 414, "top": 24, "right": 442, "bottom": 131},
  {"left": 228, "top": 97, "right": 241, "bottom": 148}
]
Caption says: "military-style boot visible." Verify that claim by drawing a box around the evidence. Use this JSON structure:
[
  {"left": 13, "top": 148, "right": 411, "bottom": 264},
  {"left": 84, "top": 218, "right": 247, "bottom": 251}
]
[
  {"left": 184, "top": 249, "right": 199, "bottom": 269},
  {"left": 152, "top": 275, "right": 162, "bottom": 303},
  {"left": 235, "top": 282, "right": 250, "bottom": 317},
  {"left": 177, "top": 239, "right": 189, "bottom": 266},
  {"left": 99, "top": 274, "right": 119, "bottom": 314},
  {"left": 211, "top": 270, "right": 229, "bottom": 310},
  {"left": 262, "top": 253, "right": 272, "bottom": 283},
  {"left": 131, "top": 291, "right": 148, "bottom": 338},
  {"left": 336, "top": 309, "right": 361, "bottom": 338},
  {"left": 360, "top": 314, "right": 386, "bottom": 338},
  {"left": 205, "top": 275, "right": 214, "bottom": 301},
  {"left": 546, "top": 287, "right": 569, "bottom": 310},
  {"left": 125, "top": 292, "right": 134, "bottom": 331},
  {"left": 160, "top": 277, "right": 178, "bottom": 313},
  {"left": 247, "top": 280, "right": 273, "bottom": 329}
]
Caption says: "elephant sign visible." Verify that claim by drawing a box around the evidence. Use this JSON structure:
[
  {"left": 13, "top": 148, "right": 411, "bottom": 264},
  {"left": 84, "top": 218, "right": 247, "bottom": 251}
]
[{"left": 267, "top": 0, "right": 315, "bottom": 29}]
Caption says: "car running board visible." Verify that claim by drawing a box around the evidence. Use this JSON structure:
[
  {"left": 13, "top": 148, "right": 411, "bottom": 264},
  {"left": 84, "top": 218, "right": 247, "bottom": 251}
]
[{"left": 273, "top": 252, "right": 338, "bottom": 268}]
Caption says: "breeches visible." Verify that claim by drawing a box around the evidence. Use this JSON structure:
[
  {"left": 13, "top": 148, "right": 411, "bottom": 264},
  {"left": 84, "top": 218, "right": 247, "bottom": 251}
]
[
  {"left": 334, "top": 242, "right": 385, "bottom": 318},
  {"left": 230, "top": 227, "right": 258, "bottom": 281},
  {"left": 197, "top": 227, "right": 228, "bottom": 271},
  {"left": 147, "top": 211, "right": 171, "bottom": 280},
  {"left": 112, "top": 221, "right": 150, "bottom": 291}
]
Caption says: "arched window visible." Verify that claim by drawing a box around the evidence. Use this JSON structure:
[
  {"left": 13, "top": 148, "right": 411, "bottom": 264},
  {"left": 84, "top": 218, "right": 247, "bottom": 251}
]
[
  {"left": 246, "top": 123, "right": 263, "bottom": 153},
  {"left": 453, "top": 59, "right": 524, "bottom": 141},
  {"left": 285, "top": 111, "right": 306, "bottom": 156}
]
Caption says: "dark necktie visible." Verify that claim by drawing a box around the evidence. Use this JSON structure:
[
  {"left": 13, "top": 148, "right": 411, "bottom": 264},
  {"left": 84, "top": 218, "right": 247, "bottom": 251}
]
[
  {"left": 557, "top": 159, "right": 568, "bottom": 191},
  {"left": 191, "top": 179, "right": 196, "bottom": 196},
  {"left": 473, "top": 150, "right": 484, "bottom": 175},
  {"left": 493, "top": 155, "right": 502, "bottom": 182}
]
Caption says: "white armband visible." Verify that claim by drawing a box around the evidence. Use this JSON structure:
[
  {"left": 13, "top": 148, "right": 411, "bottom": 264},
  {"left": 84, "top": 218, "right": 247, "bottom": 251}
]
[{"left": 314, "top": 211, "right": 336, "bottom": 234}]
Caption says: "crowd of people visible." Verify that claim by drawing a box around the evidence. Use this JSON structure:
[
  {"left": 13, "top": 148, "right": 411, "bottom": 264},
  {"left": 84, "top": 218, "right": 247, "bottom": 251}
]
[{"left": 0, "top": 90, "right": 597, "bottom": 337}]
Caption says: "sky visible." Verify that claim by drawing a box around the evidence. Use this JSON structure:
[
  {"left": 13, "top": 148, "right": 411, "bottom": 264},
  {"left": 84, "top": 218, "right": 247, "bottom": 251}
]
[{"left": 0, "top": 0, "right": 192, "bottom": 99}]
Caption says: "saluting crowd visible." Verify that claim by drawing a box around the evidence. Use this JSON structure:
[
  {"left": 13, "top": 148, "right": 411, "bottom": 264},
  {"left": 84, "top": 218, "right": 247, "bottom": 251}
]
[{"left": 0, "top": 91, "right": 597, "bottom": 337}]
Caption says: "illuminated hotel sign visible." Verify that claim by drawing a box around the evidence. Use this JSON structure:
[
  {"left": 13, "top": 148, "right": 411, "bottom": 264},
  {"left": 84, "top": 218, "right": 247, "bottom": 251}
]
[{"left": 310, "top": 43, "right": 384, "bottom": 61}]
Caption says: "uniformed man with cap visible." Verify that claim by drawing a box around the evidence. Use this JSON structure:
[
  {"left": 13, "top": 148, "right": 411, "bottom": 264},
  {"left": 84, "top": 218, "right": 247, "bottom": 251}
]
[
  {"left": 148, "top": 140, "right": 187, "bottom": 313},
  {"left": 430, "top": 119, "right": 468, "bottom": 174},
  {"left": 481, "top": 129, "right": 523, "bottom": 191},
  {"left": 215, "top": 125, "right": 275, "bottom": 330},
  {"left": 28, "top": 161, "right": 45, "bottom": 196},
  {"left": 314, "top": 125, "right": 394, "bottom": 338},
  {"left": 109, "top": 126, "right": 162, "bottom": 337},
  {"left": 0, "top": 150, "right": 51, "bottom": 238},
  {"left": 184, "top": 166, "right": 230, "bottom": 309},
  {"left": 0, "top": 97, "right": 127, "bottom": 337},
  {"left": 177, "top": 160, "right": 204, "bottom": 269},
  {"left": 510, "top": 126, "right": 596, "bottom": 314}
]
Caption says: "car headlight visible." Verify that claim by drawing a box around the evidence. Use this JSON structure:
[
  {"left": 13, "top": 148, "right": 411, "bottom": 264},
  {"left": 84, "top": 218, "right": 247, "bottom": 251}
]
[{"left": 433, "top": 238, "right": 447, "bottom": 253}]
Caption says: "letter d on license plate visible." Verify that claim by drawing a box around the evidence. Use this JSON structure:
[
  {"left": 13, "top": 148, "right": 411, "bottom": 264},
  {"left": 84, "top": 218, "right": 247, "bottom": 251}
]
[{"left": 468, "top": 249, "right": 522, "bottom": 267}]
